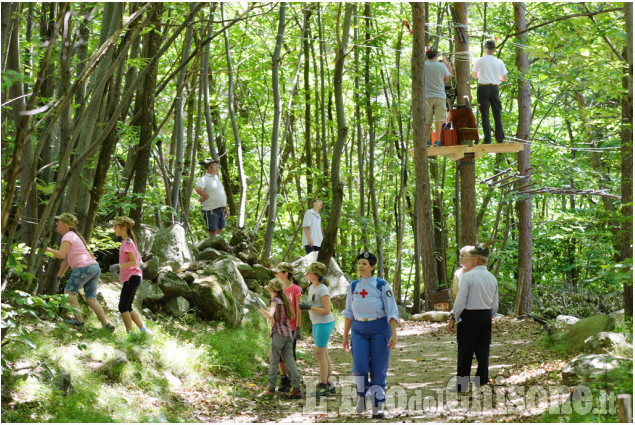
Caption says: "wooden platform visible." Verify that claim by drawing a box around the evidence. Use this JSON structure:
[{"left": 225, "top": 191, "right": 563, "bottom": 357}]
[{"left": 426, "top": 142, "right": 525, "bottom": 160}]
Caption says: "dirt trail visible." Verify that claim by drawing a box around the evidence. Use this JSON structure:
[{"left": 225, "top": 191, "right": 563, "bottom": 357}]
[{"left": 224, "top": 317, "right": 567, "bottom": 423}]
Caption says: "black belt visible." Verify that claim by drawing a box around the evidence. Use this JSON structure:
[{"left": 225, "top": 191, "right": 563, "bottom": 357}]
[{"left": 479, "top": 83, "right": 498, "bottom": 86}]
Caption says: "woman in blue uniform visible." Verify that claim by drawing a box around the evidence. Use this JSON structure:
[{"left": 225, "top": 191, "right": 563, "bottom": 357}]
[{"left": 342, "top": 252, "right": 399, "bottom": 419}]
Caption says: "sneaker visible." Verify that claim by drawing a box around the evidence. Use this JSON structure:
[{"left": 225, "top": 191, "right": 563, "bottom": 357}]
[
  {"left": 63, "top": 318, "right": 84, "bottom": 327},
  {"left": 288, "top": 388, "right": 302, "bottom": 399},
  {"left": 426, "top": 140, "right": 432, "bottom": 147},
  {"left": 260, "top": 388, "right": 276, "bottom": 397},
  {"left": 372, "top": 402, "right": 386, "bottom": 419},
  {"left": 105, "top": 323, "right": 115, "bottom": 333},
  {"left": 277, "top": 375, "right": 291, "bottom": 393},
  {"left": 328, "top": 382, "right": 336, "bottom": 395},
  {"left": 434, "top": 141, "right": 441, "bottom": 147},
  {"left": 311, "top": 382, "right": 331, "bottom": 397},
  {"left": 139, "top": 326, "right": 152, "bottom": 334}
]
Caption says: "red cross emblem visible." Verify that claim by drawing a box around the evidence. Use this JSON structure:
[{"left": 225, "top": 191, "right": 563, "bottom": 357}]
[{"left": 360, "top": 289, "right": 368, "bottom": 298}]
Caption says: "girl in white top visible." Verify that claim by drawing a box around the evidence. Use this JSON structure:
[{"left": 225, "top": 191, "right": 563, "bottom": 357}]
[{"left": 299, "top": 261, "right": 335, "bottom": 397}]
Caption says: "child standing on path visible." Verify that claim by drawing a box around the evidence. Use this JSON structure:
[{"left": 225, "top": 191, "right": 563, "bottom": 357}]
[
  {"left": 300, "top": 262, "right": 336, "bottom": 397},
  {"left": 110, "top": 216, "right": 149, "bottom": 335},
  {"left": 273, "top": 262, "right": 302, "bottom": 393},
  {"left": 253, "top": 278, "right": 302, "bottom": 399}
]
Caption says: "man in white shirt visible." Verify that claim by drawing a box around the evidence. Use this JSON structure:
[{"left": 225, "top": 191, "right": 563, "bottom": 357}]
[
  {"left": 448, "top": 244, "right": 499, "bottom": 393},
  {"left": 195, "top": 159, "right": 229, "bottom": 237},
  {"left": 472, "top": 39, "right": 508, "bottom": 144},
  {"left": 301, "top": 198, "right": 323, "bottom": 255}
]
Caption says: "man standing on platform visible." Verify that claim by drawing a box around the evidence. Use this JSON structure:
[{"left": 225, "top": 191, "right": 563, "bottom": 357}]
[
  {"left": 195, "top": 158, "right": 229, "bottom": 237},
  {"left": 473, "top": 39, "right": 507, "bottom": 144},
  {"left": 424, "top": 49, "right": 452, "bottom": 147},
  {"left": 448, "top": 244, "right": 499, "bottom": 393}
]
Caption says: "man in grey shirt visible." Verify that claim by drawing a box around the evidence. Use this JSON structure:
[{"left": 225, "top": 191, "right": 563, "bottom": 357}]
[
  {"left": 448, "top": 244, "right": 498, "bottom": 392},
  {"left": 424, "top": 49, "right": 452, "bottom": 146}
]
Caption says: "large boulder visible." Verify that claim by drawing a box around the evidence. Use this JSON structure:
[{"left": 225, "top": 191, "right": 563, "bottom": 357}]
[
  {"left": 197, "top": 248, "right": 223, "bottom": 262},
  {"left": 237, "top": 263, "right": 255, "bottom": 279},
  {"left": 142, "top": 256, "right": 160, "bottom": 281},
  {"left": 150, "top": 224, "right": 195, "bottom": 272},
  {"left": 252, "top": 264, "right": 275, "bottom": 282},
  {"left": 567, "top": 314, "right": 615, "bottom": 353},
  {"left": 583, "top": 332, "right": 633, "bottom": 357},
  {"left": 136, "top": 224, "right": 158, "bottom": 258},
  {"left": 291, "top": 251, "right": 351, "bottom": 310},
  {"left": 137, "top": 280, "right": 164, "bottom": 303},
  {"left": 166, "top": 297, "right": 190, "bottom": 318},
  {"left": 412, "top": 311, "right": 450, "bottom": 322},
  {"left": 610, "top": 309, "right": 625, "bottom": 324},
  {"left": 189, "top": 274, "right": 242, "bottom": 326},
  {"left": 197, "top": 235, "right": 230, "bottom": 252},
  {"left": 550, "top": 315, "right": 580, "bottom": 334},
  {"left": 562, "top": 354, "right": 632, "bottom": 386},
  {"left": 157, "top": 271, "right": 191, "bottom": 299},
  {"left": 209, "top": 259, "right": 249, "bottom": 304}
]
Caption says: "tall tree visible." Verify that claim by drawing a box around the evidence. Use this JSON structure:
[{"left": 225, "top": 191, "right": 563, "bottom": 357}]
[
  {"left": 317, "top": 3, "right": 353, "bottom": 267},
  {"left": 513, "top": 2, "right": 533, "bottom": 316},
  {"left": 129, "top": 4, "right": 164, "bottom": 226},
  {"left": 222, "top": 3, "right": 247, "bottom": 228},
  {"left": 412, "top": 2, "right": 439, "bottom": 312},
  {"left": 170, "top": 3, "right": 196, "bottom": 219},
  {"left": 621, "top": 2, "right": 633, "bottom": 317},
  {"left": 262, "top": 2, "right": 287, "bottom": 259},
  {"left": 453, "top": 2, "right": 477, "bottom": 247},
  {"left": 364, "top": 3, "right": 384, "bottom": 276}
]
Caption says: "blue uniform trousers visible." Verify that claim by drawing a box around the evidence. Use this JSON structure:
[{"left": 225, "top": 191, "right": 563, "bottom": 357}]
[{"left": 351, "top": 318, "right": 392, "bottom": 406}]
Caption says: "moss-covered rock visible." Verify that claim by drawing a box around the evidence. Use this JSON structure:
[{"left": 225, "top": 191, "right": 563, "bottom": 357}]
[
  {"left": 142, "top": 256, "right": 160, "bottom": 281},
  {"left": 157, "top": 271, "right": 191, "bottom": 299},
  {"left": 150, "top": 224, "right": 195, "bottom": 272},
  {"left": 137, "top": 280, "right": 164, "bottom": 302},
  {"left": 567, "top": 314, "right": 615, "bottom": 353}
]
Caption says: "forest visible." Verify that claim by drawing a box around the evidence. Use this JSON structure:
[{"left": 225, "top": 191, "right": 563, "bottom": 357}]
[{"left": 1, "top": 2, "right": 633, "bottom": 423}]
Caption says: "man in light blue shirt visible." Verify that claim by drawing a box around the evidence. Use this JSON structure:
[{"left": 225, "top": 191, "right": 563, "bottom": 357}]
[
  {"left": 448, "top": 244, "right": 498, "bottom": 393},
  {"left": 424, "top": 49, "right": 452, "bottom": 146}
]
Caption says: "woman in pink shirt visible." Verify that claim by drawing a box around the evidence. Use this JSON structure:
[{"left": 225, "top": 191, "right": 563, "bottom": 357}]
[
  {"left": 110, "top": 216, "right": 148, "bottom": 335},
  {"left": 46, "top": 213, "right": 114, "bottom": 332}
]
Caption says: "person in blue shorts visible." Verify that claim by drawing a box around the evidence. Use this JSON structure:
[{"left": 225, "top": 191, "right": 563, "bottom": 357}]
[
  {"left": 342, "top": 252, "right": 399, "bottom": 419},
  {"left": 194, "top": 158, "right": 229, "bottom": 237},
  {"left": 299, "top": 262, "right": 336, "bottom": 397}
]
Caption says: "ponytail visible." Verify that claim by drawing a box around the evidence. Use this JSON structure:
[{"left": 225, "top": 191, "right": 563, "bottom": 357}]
[
  {"left": 320, "top": 276, "right": 330, "bottom": 287},
  {"left": 276, "top": 289, "right": 295, "bottom": 321},
  {"left": 68, "top": 227, "right": 95, "bottom": 259}
]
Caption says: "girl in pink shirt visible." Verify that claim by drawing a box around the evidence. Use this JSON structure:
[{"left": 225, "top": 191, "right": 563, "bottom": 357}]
[
  {"left": 111, "top": 216, "right": 148, "bottom": 335},
  {"left": 46, "top": 213, "right": 114, "bottom": 331},
  {"left": 272, "top": 262, "right": 302, "bottom": 393}
]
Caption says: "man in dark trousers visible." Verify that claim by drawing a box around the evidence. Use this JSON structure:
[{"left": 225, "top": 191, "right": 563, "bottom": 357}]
[
  {"left": 472, "top": 39, "right": 507, "bottom": 144},
  {"left": 448, "top": 244, "right": 499, "bottom": 393}
]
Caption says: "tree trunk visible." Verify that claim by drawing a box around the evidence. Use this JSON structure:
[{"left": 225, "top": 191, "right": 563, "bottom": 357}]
[
  {"left": 453, "top": 2, "right": 477, "bottom": 247},
  {"left": 317, "top": 3, "right": 353, "bottom": 267},
  {"left": 66, "top": 3, "right": 122, "bottom": 226},
  {"left": 622, "top": 3, "right": 633, "bottom": 317},
  {"left": 303, "top": 6, "right": 313, "bottom": 196},
  {"left": 129, "top": 4, "right": 164, "bottom": 225},
  {"left": 170, "top": 4, "right": 195, "bottom": 219},
  {"left": 262, "top": 2, "right": 286, "bottom": 259},
  {"left": 354, "top": 7, "right": 368, "bottom": 250},
  {"left": 222, "top": 3, "right": 247, "bottom": 228},
  {"left": 364, "top": 3, "right": 384, "bottom": 276},
  {"left": 202, "top": 5, "right": 219, "bottom": 161},
  {"left": 317, "top": 5, "right": 328, "bottom": 177},
  {"left": 412, "top": 3, "right": 439, "bottom": 313},
  {"left": 513, "top": 3, "right": 533, "bottom": 316}
]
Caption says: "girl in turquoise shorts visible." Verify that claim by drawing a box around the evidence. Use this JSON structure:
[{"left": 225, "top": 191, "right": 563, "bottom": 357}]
[{"left": 299, "top": 262, "right": 335, "bottom": 397}]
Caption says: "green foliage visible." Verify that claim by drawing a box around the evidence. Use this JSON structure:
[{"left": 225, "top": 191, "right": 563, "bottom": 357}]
[{"left": 532, "top": 284, "right": 622, "bottom": 319}]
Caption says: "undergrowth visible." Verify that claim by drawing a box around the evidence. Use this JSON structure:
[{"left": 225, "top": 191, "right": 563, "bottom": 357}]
[{"left": 1, "top": 305, "right": 272, "bottom": 423}]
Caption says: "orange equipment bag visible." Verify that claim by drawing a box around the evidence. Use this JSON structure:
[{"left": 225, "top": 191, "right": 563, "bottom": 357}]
[{"left": 440, "top": 123, "right": 458, "bottom": 146}]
